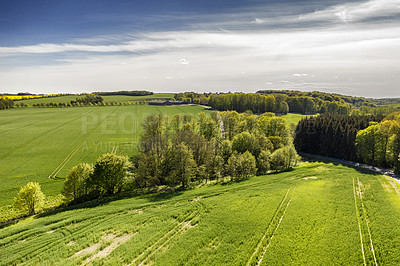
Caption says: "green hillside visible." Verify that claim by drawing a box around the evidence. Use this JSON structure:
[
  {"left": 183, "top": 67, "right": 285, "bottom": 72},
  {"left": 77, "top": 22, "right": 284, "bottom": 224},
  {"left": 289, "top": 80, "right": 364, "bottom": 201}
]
[{"left": 1, "top": 162, "right": 400, "bottom": 265}]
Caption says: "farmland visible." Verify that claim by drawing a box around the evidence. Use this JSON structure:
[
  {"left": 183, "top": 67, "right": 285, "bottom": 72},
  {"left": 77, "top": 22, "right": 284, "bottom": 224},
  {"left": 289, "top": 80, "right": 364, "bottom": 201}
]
[
  {"left": 0, "top": 104, "right": 206, "bottom": 206},
  {"left": 1, "top": 161, "right": 400, "bottom": 265},
  {"left": 16, "top": 93, "right": 174, "bottom": 105}
]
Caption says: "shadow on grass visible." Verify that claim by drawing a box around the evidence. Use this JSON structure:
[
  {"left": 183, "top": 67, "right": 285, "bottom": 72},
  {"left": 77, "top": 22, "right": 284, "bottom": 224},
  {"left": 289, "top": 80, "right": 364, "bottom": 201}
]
[
  {"left": 34, "top": 186, "right": 186, "bottom": 221},
  {"left": 300, "top": 153, "right": 382, "bottom": 176}
]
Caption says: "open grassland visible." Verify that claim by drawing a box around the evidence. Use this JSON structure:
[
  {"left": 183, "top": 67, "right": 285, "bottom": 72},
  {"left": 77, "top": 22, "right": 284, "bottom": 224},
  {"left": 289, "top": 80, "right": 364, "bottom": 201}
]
[
  {"left": 0, "top": 104, "right": 207, "bottom": 206},
  {"left": 280, "top": 113, "right": 316, "bottom": 125},
  {"left": 17, "top": 93, "right": 174, "bottom": 105},
  {"left": 1, "top": 162, "right": 400, "bottom": 265}
]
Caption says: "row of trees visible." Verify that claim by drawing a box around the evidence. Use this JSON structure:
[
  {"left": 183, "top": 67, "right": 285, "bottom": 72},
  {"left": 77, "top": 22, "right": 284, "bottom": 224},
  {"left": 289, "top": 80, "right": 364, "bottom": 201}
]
[
  {"left": 71, "top": 95, "right": 103, "bottom": 105},
  {"left": 356, "top": 112, "right": 400, "bottom": 172},
  {"left": 32, "top": 101, "right": 147, "bottom": 108},
  {"left": 294, "top": 114, "right": 385, "bottom": 162},
  {"left": 61, "top": 111, "right": 298, "bottom": 204},
  {"left": 208, "top": 93, "right": 288, "bottom": 114},
  {"left": 94, "top": 90, "right": 153, "bottom": 96},
  {"left": 0, "top": 98, "right": 14, "bottom": 110},
  {"left": 257, "top": 90, "right": 369, "bottom": 106},
  {"left": 207, "top": 93, "right": 353, "bottom": 115}
]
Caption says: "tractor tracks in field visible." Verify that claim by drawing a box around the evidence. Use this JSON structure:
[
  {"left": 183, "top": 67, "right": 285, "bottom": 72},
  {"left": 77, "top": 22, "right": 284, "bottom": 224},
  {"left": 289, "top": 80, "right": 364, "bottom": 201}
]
[
  {"left": 246, "top": 185, "right": 296, "bottom": 266},
  {"left": 129, "top": 202, "right": 202, "bottom": 266},
  {"left": 353, "top": 177, "right": 378, "bottom": 266},
  {"left": 0, "top": 108, "right": 100, "bottom": 163},
  {"left": 48, "top": 106, "right": 120, "bottom": 180}
]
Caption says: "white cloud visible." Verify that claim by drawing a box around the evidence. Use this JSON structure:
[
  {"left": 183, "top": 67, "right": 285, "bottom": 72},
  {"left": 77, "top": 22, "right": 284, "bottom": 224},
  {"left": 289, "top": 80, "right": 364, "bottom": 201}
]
[
  {"left": 179, "top": 58, "right": 189, "bottom": 65},
  {"left": 299, "top": 0, "right": 400, "bottom": 23},
  {"left": 252, "top": 18, "right": 266, "bottom": 24}
]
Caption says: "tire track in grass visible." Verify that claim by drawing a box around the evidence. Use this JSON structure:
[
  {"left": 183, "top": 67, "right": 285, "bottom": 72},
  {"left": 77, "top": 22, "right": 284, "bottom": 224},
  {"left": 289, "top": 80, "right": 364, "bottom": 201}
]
[
  {"left": 48, "top": 106, "right": 119, "bottom": 179},
  {"left": 353, "top": 178, "right": 367, "bottom": 266},
  {"left": 246, "top": 185, "right": 295, "bottom": 266},
  {"left": 7, "top": 213, "right": 119, "bottom": 264},
  {"left": 129, "top": 209, "right": 199, "bottom": 266},
  {"left": 0, "top": 107, "right": 100, "bottom": 163},
  {"left": 7, "top": 212, "right": 124, "bottom": 265},
  {"left": 357, "top": 177, "right": 378, "bottom": 266},
  {"left": 387, "top": 177, "right": 400, "bottom": 199},
  {"left": 353, "top": 177, "right": 378, "bottom": 266}
]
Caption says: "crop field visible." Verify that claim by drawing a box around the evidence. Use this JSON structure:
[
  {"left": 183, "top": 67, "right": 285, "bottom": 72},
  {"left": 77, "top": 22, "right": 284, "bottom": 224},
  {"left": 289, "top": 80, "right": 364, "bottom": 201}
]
[
  {"left": 0, "top": 94, "right": 60, "bottom": 101},
  {"left": 16, "top": 93, "right": 174, "bottom": 105},
  {"left": 1, "top": 162, "right": 400, "bottom": 265},
  {"left": 0, "top": 104, "right": 206, "bottom": 206}
]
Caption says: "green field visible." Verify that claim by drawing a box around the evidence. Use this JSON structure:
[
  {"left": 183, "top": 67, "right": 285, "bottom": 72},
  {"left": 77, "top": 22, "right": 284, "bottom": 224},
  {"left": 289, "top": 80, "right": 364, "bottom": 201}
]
[
  {"left": 1, "top": 162, "right": 400, "bottom": 265},
  {"left": 17, "top": 93, "right": 174, "bottom": 105},
  {"left": 280, "top": 113, "right": 316, "bottom": 125},
  {"left": 0, "top": 104, "right": 206, "bottom": 206}
]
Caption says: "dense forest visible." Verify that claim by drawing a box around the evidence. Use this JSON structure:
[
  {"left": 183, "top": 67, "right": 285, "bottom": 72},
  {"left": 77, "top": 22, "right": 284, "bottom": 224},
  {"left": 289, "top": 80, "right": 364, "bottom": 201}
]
[
  {"left": 62, "top": 111, "right": 298, "bottom": 203},
  {"left": 294, "top": 113, "right": 389, "bottom": 163}
]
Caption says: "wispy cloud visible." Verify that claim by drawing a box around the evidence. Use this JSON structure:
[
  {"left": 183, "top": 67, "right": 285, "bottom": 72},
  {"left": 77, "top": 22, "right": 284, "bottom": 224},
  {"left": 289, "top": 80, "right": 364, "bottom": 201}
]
[
  {"left": 0, "top": 0, "right": 399, "bottom": 97},
  {"left": 299, "top": 0, "right": 400, "bottom": 23}
]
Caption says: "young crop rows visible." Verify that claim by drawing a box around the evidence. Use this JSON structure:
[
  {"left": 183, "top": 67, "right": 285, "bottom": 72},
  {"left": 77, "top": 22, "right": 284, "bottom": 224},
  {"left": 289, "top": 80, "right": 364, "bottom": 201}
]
[{"left": 1, "top": 162, "right": 400, "bottom": 265}]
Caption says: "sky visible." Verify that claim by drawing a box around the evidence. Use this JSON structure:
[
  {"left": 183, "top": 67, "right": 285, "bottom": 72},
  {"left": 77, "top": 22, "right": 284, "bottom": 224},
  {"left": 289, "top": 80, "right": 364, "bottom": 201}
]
[{"left": 0, "top": 0, "right": 399, "bottom": 97}]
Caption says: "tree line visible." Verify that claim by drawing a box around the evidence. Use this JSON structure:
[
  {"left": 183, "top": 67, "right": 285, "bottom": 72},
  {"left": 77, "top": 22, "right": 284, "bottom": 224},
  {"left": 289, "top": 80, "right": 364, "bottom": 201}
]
[
  {"left": 207, "top": 93, "right": 354, "bottom": 115},
  {"left": 355, "top": 112, "right": 400, "bottom": 172},
  {"left": 94, "top": 90, "right": 153, "bottom": 96},
  {"left": 294, "top": 114, "right": 385, "bottom": 162},
  {"left": 70, "top": 95, "right": 103, "bottom": 105}
]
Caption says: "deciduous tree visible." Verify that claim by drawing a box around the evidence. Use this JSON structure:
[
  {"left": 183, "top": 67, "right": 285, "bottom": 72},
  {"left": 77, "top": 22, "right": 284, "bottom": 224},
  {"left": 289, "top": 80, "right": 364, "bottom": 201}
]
[{"left": 14, "top": 182, "right": 45, "bottom": 216}]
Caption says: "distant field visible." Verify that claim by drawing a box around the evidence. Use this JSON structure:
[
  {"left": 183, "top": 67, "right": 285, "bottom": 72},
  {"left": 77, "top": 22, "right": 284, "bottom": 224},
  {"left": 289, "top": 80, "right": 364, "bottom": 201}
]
[
  {"left": 17, "top": 93, "right": 174, "bottom": 105},
  {"left": 281, "top": 113, "right": 316, "bottom": 125},
  {"left": 0, "top": 104, "right": 207, "bottom": 206},
  {"left": 1, "top": 162, "right": 400, "bottom": 265},
  {"left": 0, "top": 94, "right": 60, "bottom": 101}
]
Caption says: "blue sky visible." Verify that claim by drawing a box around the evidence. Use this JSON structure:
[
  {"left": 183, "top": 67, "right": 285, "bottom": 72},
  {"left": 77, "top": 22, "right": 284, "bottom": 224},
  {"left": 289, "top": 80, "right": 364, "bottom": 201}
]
[{"left": 0, "top": 0, "right": 399, "bottom": 97}]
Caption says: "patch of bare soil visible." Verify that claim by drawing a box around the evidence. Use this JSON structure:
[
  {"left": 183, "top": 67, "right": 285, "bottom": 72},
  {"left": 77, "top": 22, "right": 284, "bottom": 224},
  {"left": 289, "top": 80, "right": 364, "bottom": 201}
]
[
  {"left": 302, "top": 176, "right": 318, "bottom": 180},
  {"left": 83, "top": 233, "right": 135, "bottom": 264}
]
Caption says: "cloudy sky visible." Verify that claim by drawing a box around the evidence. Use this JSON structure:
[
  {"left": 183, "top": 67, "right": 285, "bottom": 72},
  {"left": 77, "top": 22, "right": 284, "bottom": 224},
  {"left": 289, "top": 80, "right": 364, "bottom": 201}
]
[{"left": 0, "top": 0, "right": 399, "bottom": 97}]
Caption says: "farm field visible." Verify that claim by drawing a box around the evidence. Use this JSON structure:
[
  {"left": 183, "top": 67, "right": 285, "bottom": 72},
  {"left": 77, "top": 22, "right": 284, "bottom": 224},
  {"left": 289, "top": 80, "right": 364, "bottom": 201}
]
[
  {"left": 1, "top": 161, "right": 400, "bottom": 265},
  {"left": 0, "top": 104, "right": 207, "bottom": 206},
  {"left": 16, "top": 93, "right": 174, "bottom": 105}
]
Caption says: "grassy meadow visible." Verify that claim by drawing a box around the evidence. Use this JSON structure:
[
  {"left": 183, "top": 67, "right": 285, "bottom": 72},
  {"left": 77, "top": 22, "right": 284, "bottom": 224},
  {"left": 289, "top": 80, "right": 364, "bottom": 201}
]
[
  {"left": 280, "top": 113, "right": 317, "bottom": 125},
  {"left": 1, "top": 162, "right": 400, "bottom": 265},
  {"left": 0, "top": 104, "right": 206, "bottom": 206}
]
